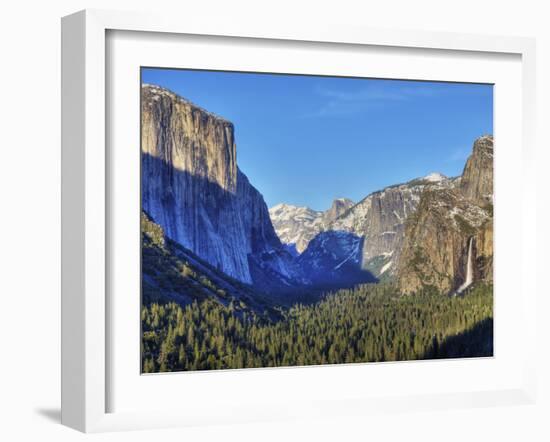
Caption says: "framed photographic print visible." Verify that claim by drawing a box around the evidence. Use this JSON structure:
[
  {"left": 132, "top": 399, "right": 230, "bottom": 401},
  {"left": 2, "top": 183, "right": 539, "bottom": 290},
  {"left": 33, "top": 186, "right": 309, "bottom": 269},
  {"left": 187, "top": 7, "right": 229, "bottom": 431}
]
[{"left": 61, "top": 9, "right": 537, "bottom": 432}]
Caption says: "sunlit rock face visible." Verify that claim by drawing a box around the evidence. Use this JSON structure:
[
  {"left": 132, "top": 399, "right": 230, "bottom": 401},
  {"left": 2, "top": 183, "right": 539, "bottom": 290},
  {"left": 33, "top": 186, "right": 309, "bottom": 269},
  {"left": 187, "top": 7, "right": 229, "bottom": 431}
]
[
  {"left": 460, "top": 135, "right": 494, "bottom": 204},
  {"left": 141, "top": 84, "right": 300, "bottom": 286},
  {"left": 397, "top": 136, "right": 494, "bottom": 295}
]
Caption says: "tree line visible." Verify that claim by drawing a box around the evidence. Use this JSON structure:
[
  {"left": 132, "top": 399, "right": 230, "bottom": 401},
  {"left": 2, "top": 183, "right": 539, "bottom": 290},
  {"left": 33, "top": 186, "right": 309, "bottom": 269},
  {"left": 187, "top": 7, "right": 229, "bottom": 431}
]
[{"left": 141, "top": 282, "right": 493, "bottom": 373}]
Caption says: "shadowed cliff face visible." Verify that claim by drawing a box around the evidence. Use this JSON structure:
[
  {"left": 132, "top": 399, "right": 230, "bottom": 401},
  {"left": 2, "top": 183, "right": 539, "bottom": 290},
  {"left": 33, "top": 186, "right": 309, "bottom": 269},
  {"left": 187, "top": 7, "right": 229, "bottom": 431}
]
[
  {"left": 140, "top": 210, "right": 281, "bottom": 318},
  {"left": 397, "top": 136, "right": 493, "bottom": 294},
  {"left": 297, "top": 231, "right": 377, "bottom": 288},
  {"left": 141, "top": 85, "right": 300, "bottom": 287}
]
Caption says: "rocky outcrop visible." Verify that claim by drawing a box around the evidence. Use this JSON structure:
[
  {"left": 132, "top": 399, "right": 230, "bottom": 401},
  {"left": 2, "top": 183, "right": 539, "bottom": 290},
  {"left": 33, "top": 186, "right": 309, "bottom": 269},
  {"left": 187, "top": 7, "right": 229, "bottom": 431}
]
[
  {"left": 141, "top": 84, "right": 299, "bottom": 287},
  {"left": 460, "top": 135, "right": 493, "bottom": 204},
  {"left": 268, "top": 204, "right": 325, "bottom": 255},
  {"left": 397, "top": 136, "right": 493, "bottom": 294},
  {"left": 324, "top": 198, "right": 355, "bottom": 222}
]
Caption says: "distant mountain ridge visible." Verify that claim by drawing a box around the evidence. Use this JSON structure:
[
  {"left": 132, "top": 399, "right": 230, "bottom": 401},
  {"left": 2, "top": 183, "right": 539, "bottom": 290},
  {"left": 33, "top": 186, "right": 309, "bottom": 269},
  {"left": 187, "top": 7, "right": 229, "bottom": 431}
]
[
  {"left": 268, "top": 198, "right": 354, "bottom": 255},
  {"left": 271, "top": 172, "right": 456, "bottom": 281}
]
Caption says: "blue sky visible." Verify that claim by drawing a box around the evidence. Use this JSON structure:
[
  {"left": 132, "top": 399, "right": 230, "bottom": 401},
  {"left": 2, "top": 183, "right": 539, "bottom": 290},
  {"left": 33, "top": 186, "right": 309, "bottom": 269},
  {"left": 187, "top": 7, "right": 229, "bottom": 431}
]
[{"left": 142, "top": 68, "right": 493, "bottom": 211}]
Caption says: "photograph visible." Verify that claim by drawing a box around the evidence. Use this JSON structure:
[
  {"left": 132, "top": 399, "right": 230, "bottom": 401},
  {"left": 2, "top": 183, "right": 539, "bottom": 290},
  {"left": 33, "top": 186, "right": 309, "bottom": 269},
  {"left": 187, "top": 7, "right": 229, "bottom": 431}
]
[{"left": 140, "top": 68, "right": 494, "bottom": 373}]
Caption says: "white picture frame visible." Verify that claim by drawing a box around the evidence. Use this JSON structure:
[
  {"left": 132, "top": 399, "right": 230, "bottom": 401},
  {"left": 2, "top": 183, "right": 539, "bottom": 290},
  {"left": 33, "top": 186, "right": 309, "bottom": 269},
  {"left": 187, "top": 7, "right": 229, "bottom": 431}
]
[{"left": 61, "top": 9, "right": 538, "bottom": 433}]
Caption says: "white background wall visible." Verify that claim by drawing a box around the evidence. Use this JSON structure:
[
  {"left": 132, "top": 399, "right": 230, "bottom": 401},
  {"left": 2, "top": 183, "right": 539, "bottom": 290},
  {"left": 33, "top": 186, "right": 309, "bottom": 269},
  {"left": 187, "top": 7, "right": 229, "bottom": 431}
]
[{"left": 0, "top": 0, "right": 548, "bottom": 440}]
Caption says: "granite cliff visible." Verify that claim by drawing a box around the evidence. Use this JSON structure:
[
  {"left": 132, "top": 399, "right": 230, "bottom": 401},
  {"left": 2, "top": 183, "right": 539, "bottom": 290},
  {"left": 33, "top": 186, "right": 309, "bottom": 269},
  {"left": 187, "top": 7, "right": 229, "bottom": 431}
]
[
  {"left": 397, "top": 136, "right": 494, "bottom": 294},
  {"left": 460, "top": 135, "right": 494, "bottom": 204},
  {"left": 141, "top": 210, "right": 280, "bottom": 316},
  {"left": 141, "top": 84, "right": 300, "bottom": 289},
  {"left": 329, "top": 176, "right": 448, "bottom": 276},
  {"left": 272, "top": 174, "right": 452, "bottom": 281}
]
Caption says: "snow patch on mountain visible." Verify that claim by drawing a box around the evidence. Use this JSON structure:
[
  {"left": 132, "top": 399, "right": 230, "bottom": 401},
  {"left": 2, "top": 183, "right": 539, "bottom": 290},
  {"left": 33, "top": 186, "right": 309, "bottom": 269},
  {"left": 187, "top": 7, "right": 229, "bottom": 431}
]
[
  {"left": 380, "top": 260, "right": 393, "bottom": 275},
  {"left": 272, "top": 173, "right": 461, "bottom": 282},
  {"left": 423, "top": 172, "right": 447, "bottom": 182},
  {"left": 269, "top": 199, "right": 354, "bottom": 254}
]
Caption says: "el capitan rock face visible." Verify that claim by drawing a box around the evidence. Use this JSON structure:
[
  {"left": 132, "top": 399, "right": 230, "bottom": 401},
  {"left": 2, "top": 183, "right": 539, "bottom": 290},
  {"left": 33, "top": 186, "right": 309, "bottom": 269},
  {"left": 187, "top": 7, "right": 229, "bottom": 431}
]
[{"left": 141, "top": 84, "right": 300, "bottom": 287}]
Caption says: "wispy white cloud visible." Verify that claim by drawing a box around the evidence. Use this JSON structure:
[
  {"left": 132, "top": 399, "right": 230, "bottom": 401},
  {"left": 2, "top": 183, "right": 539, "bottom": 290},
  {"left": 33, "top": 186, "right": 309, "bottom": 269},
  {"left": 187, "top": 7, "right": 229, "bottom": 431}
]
[{"left": 304, "top": 83, "right": 440, "bottom": 118}]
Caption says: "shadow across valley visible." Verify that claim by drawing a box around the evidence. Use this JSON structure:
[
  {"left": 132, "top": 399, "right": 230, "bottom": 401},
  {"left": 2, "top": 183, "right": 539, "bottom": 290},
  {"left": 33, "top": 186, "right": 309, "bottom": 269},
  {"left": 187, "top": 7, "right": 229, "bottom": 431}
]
[
  {"left": 422, "top": 317, "right": 494, "bottom": 360},
  {"left": 297, "top": 230, "right": 378, "bottom": 287}
]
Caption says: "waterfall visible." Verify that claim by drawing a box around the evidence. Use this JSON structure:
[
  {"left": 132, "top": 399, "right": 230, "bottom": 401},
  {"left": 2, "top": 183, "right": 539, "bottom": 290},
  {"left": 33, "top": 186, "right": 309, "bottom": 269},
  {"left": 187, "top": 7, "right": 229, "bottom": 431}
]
[{"left": 456, "top": 237, "right": 474, "bottom": 295}]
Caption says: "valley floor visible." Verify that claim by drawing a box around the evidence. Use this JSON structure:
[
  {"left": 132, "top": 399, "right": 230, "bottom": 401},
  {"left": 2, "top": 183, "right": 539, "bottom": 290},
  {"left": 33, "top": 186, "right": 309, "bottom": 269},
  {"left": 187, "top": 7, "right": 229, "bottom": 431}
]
[{"left": 141, "top": 282, "right": 493, "bottom": 373}]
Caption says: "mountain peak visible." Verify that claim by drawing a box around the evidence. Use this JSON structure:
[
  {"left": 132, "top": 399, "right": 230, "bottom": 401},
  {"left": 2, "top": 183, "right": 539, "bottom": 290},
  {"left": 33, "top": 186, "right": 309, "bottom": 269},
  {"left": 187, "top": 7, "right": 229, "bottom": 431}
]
[
  {"left": 270, "top": 203, "right": 316, "bottom": 214},
  {"left": 325, "top": 198, "right": 355, "bottom": 222},
  {"left": 142, "top": 83, "right": 232, "bottom": 125},
  {"left": 333, "top": 197, "right": 354, "bottom": 205},
  {"left": 270, "top": 203, "right": 291, "bottom": 211},
  {"left": 423, "top": 172, "right": 447, "bottom": 182},
  {"left": 460, "top": 135, "right": 493, "bottom": 203},
  {"left": 269, "top": 197, "right": 355, "bottom": 255}
]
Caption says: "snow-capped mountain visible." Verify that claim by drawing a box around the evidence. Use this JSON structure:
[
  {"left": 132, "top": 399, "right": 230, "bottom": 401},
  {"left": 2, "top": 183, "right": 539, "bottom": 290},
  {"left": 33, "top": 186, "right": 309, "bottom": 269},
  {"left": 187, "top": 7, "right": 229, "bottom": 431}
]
[
  {"left": 423, "top": 172, "right": 447, "bottom": 182},
  {"left": 269, "top": 198, "right": 354, "bottom": 255}
]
